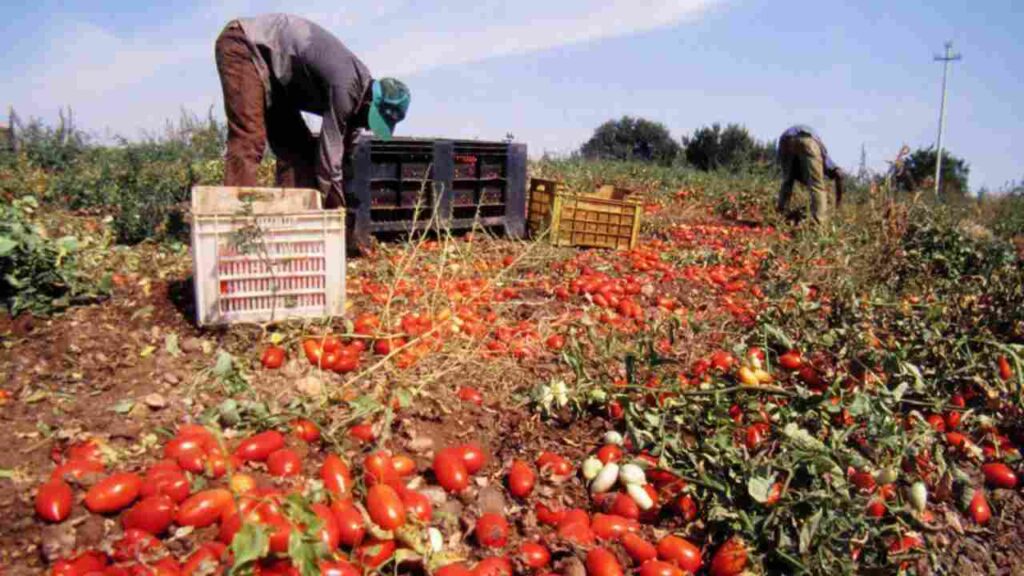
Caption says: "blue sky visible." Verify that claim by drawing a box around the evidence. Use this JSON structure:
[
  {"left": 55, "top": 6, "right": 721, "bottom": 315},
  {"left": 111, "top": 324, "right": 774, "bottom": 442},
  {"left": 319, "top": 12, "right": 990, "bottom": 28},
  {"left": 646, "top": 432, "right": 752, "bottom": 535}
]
[{"left": 2, "top": 0, "right": 1021, "bottom": 191}]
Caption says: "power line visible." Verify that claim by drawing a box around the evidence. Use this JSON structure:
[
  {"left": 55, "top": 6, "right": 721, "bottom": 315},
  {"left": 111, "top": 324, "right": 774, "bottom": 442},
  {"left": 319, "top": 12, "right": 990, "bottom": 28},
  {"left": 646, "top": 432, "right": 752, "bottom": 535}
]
[{"left": 933, "top": 41, "right": 962, "bottom": 199}]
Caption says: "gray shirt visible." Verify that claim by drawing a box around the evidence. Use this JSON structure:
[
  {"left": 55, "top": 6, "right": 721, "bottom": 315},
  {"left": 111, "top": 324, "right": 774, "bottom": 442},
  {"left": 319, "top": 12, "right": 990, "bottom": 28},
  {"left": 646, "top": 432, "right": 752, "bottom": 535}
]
[{"left": 238, "top": 14, "right": 372, "bottom": 200}]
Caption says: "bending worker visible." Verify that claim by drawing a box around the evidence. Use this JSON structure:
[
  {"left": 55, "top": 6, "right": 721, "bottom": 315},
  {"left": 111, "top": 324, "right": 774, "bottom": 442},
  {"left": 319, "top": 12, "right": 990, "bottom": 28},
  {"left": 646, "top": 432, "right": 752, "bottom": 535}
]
[
  {"left": 776, "top": 125, "right": 844, "bottom": 225},
  {"left": 215, "top": 13, "right": 410, "bottom": 210}
]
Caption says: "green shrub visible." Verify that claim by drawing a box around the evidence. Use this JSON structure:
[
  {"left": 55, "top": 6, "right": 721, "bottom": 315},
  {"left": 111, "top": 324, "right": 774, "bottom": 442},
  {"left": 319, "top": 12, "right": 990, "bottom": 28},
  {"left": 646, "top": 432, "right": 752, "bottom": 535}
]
[{"left": 0, "top": 196, "right": 109, "bottom": 315}]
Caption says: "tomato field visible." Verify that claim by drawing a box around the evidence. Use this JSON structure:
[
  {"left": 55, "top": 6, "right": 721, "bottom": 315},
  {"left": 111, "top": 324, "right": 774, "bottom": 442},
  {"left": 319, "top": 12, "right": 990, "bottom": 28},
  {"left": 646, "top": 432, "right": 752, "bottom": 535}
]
[{"left": 1, "top": 133, "right": 1024, "bottom": 576}]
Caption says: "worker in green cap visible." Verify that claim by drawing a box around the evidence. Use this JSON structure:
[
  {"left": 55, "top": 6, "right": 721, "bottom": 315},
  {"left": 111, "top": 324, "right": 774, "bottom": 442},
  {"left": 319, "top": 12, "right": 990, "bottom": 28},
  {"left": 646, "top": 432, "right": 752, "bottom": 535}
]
[{"left": 215, "top": 14, "right": 411, "bottom": 210}]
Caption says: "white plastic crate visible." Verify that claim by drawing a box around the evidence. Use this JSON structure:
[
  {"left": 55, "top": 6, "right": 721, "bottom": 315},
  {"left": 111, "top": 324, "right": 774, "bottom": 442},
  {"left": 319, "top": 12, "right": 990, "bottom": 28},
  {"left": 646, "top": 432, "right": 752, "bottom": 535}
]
[{"left": 191, "top": 186, "right": 345, "bottom": 325}]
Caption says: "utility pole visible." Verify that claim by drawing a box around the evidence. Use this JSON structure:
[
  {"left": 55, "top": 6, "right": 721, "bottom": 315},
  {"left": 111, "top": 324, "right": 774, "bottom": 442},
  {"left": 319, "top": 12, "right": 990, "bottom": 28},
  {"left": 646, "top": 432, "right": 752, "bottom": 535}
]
[{"left": 933, "top": 41, "right": 962, "bottom": 199}]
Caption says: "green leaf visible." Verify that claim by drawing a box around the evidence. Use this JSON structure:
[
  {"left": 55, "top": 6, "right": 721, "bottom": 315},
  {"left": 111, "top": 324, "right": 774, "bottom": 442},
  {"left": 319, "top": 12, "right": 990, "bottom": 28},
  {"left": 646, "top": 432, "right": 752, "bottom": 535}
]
[
  {"left": 0, "top": 237, "right": 17, "bottom": 256},
  {"left": 112, "top": 399, "right": 135, "bottom": 414},
  {"left": 747, "top": 475, "right": 774, "bottom": 504},
  {"left": 229, "top": 523, "right": 269, "bottom": 574},
  {"left": 0, "top": 469, "right": 16, "bottom": 480},
  {"left": 213, "top": 351, "right": 235, "bottom": 377},
  {"left": 782, "top": 423, "right": 827, "bottom": 453},
  {"left": 165, "top": 333, "right": 181, "bottom": 357},
  {"left": 798, "top": 509, "right": 823, "bottom": 555}
]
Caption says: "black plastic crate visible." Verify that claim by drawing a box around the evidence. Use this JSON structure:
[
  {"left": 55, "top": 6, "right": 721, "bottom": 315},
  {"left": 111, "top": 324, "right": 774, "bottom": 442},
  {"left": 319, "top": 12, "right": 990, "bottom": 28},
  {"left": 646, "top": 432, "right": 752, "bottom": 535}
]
[{"left": 344, "top": 137, "right": 527, "bottom": 246}]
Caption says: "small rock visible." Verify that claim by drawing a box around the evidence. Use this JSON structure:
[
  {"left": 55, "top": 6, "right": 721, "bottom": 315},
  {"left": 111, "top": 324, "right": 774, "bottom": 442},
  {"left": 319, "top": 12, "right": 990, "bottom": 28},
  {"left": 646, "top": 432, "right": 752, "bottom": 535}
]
[
  {"left": 40, "top": 523, "right": 77, "bottom": 562},
  {"left": 163, "top": 373, "right": 180, "bottom": 386},
  {"left": 419, "top": 486, "right": 448, "bottom": 508},
  {"left": 476, "top": 486, "right": 506, "bottom": 515},
  {"left": 143, "top": 394, "right": 167, "bottom": 410},
  {"left": 560, "top": 557, "right": 586, "bottom": 576},
  {"left": 407, "top": 436, "right": 436, "bottom": 454},
  {"left": 295, "top": 375, "right": 324, "bottom": 397},
  {"left": 180, "top": 338, "right": 204, "bottom": 353}
]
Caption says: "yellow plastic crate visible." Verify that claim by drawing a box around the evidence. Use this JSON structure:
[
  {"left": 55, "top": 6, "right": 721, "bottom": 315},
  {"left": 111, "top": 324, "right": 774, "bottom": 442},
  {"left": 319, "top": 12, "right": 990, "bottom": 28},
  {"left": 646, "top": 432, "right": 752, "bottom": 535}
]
[{"left": 528, "top": 179, "right": 642, "bottom": 250}]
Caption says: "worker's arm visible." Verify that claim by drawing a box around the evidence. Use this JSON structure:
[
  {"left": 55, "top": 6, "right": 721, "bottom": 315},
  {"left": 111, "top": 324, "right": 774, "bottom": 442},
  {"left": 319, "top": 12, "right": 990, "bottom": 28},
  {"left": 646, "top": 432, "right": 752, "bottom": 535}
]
[{"left": 317, "top": 83, "right": 365, "bottom": 208}]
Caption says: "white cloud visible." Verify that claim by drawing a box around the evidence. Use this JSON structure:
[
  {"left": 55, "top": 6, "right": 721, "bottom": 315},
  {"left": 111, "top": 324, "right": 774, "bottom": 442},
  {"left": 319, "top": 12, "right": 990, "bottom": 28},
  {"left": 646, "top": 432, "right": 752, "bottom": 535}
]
[
  {"left": 361, "top": 0, "right": 715, "bottom": 75},
  {"left": 8, "top": 0, "right": 719, "bottom": 136}
]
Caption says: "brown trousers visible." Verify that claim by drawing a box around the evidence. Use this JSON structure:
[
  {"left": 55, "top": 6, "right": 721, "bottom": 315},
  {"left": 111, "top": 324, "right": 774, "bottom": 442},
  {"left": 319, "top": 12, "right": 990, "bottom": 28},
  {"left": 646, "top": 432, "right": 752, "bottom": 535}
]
[{"left": 215, "top": 22, "right": 317, "bottom": 189}]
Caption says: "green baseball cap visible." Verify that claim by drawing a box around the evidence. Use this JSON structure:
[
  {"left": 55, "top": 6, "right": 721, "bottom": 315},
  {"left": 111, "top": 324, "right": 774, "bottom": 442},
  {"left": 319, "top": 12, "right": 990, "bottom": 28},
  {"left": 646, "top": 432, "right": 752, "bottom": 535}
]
[{"left": 368, "top": 78, "right": 410, "bottom": 141}]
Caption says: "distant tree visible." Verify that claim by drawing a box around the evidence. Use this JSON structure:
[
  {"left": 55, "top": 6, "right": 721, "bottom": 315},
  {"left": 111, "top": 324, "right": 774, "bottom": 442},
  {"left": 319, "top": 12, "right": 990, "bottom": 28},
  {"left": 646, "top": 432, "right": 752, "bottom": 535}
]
[
  {"left": 580, "top": 117, "right": 680, "bottom": 165},
  {"left": 682, "top": 123, "right": 775, "bottom": 172},
  {"left": 898, "top": 146, "right": 970, "bottom": 197}
]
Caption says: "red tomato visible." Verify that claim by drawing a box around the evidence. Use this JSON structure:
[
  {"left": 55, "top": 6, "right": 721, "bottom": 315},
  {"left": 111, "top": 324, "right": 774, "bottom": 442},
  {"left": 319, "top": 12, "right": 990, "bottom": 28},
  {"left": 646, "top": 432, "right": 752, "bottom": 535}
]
[
  {"left": 392, "top": 455, "right": 417, "bottom": 477},
  {"left": 968, "top": 489, "right": 991, "bottom": 525},
  {"left": 597, "top": 444, "right": 624, "bottom": 464},
  {"left": 312, "top": 503, "right": 341, "bottom": 551},
  {"left": 744, "top": 423, "right": 770, "bottom": 451},
  {"left": 320, "top": 560, "right": 360, "bottom": 576},
  {"left": 290, "top": 419, "right": 320, "bottom": 443},
  {"left": 709, "top": 537, "right": 748, "bottom": 576},
  {"left": 458, "top": 386, "right": 484, "bottom": 405},
  {"left": 982, "top": 462, "right": 1018, "bottom": 489},
  {"left": 85, "top": 472, "right": 142, "bottom": 514},
  {"left": 141, "top": 467, "right": 190, "bottom": 503},
  {"left": 536, "top": 451, "right": 573, "bottom": 476},
  {"left": 261, "top": 346, "right": 286, "bottom": 369},
  {"left": 586, "top": 547, "right": 623, "bottom": 576},
  {"left": 672, "top": 495, "right": 698, "bottom": 522},
  {"left": 710, "top": 350, "right": 736, "bottom": 371},
  {"left": 182, "top": 542, "right": 226, "bottom": 576},
  {"left": 50, "top": 459, "right": 105, "bottom": 482},
  {"left": 66, "top": 440, "right": 104, "bottom": 464},
  {"left": 364, "top": 451, "right": 399, "bottom": 487},
  {"left": 332, "top": 499, "right": 367, "bottom": 547},
  {"left": 609, "top": 492, "right": 640, "bottom": 520},
  {"left": 639, "top": 561, "right": 683, "bottom": 576},
  {"left": 866, "top": 498, "right": 887, "bottom": 518},
  {"left": 176, "top": 488, "right": 234, "bottom": 528},
  {"left": 546, "top": 334, "right": 566, "bottom": 351},
  {"left": 592, "top": 513, "right": 635, "bottom": 541},
  {"left": 849, "top": 469, "right": 877, "bottom": 493},
  {"left": 507, "top": 460, "right": 536, "bottom": 498},
  {"left": 457, "top": 443, "right": 487, "bottom": 474},
  {"left": 205, "top": 451, "right": 233, "bottom": 479},
  {"left": 945, "top": 411, "right": 962, "bottom": 430},
  {"left": 355, "top": 539, "right": 396, "bottom": 568},
  {"left": 400, "top": 488, "right": 433, "bottom": 523},
  {"left": 51, "top": 550, "right": 108, "bottom": 575},
  {"left": 519, "top": 542, "right": 551, "bottom": 570},
  {"left": 434, "top": 448, "right": 470, "bottom": 492},
  {"left": 476, "top": 513, "right": 510, "bottom": 548},
  {"left": 557, "top": 520, "right": 595, "bottom": 546},
  {"left": 778, "top": 350, "right": 803, "bottom": 370},
  {"left": 234, "top": 431, "right": 285, "bottom": 462},
  {"left": 436, "top": 564, "right": 474, "bottom": 576},
  {"left": 473, "top": 557, "right": 513, "bottom": 576},
  {"left": 998, "top": 355, "right": 1013, "bottom": 381},
  {"left": 925, "top": 414, "right": 946, "bottom": 432},
  {"left": 266, "top": 449, "right": 302, "bottom": 477},
  {"left": 367, "top": 484, "right": 406, "bottom": 530},
  {"left": 657, "top": 535, "right": 702, "bottom": 573},
  {"left": 303, "top": 340, "right": 323, "bottom": 365},
  {"left": 35, "top": 479, "right": 73, "bottom": 523},
  {"left": 111, "top": 528, "right": 161, "bottom": 562},
  {"left": 535, "top": 502, "right": 565, "bottom": 526},
  {"left": 622, "top": 533, "right": 658, "bottom": 564},
  {"left": 322, "top": 454, "right": 353, "bottom": 498},
  {"left": 122, "top": 495, "right": 176, "bottom": 535}
]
